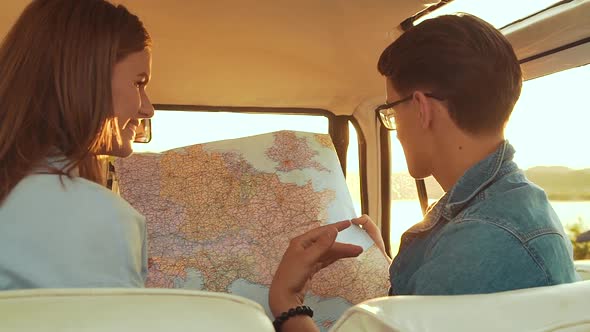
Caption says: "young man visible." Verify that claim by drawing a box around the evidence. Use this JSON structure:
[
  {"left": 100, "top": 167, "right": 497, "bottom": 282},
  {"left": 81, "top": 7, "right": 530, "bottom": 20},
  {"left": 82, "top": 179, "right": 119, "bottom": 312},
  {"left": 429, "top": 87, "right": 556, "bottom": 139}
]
[{"left": 268, "top": 13, "right": 578, "bottom": 332}]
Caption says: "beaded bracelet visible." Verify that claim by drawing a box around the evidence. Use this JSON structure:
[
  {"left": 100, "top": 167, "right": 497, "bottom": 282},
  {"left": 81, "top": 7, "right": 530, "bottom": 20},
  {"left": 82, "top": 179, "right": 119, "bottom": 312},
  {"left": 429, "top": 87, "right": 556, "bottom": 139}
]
[{"left": 272, "top": 305, "right": 314, "bottom": 331}]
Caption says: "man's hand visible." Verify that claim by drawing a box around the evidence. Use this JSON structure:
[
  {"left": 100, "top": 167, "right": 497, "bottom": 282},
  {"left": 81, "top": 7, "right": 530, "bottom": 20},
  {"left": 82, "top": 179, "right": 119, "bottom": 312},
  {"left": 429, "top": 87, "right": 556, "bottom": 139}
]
[{"left": 351, "top": 215, "right": 391, "bottom": 263}]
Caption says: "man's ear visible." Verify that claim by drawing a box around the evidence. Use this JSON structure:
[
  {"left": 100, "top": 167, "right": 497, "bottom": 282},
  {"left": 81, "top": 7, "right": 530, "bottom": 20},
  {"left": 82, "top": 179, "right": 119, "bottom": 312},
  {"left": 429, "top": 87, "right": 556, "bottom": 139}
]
[{"left": 414, "top": 91, "right": 433, "bottom": 129}]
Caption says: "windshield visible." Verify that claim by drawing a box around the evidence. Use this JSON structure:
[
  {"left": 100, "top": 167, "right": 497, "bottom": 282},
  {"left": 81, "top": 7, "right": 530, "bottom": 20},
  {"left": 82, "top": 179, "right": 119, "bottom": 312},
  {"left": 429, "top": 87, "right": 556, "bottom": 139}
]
[{"left": 416, "top": 0, "right": 561, "bottom": 28}]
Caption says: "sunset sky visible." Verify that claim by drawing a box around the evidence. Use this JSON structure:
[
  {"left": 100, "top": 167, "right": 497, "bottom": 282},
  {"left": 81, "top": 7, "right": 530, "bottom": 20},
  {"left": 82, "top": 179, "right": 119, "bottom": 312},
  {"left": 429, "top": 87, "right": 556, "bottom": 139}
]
[
  {"left": 417, "top": 0, "right": 560, "bottom": 28},
  {"left": 135, "top": 63, "right": 590, "bottom": 172}
]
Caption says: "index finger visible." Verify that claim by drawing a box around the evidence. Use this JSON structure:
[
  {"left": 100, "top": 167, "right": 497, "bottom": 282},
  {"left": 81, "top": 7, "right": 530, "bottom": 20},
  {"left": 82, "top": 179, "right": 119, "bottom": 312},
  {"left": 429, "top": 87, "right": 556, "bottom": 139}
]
[
  {"left": 331, "top": 220, "right": 353, "bottom": 231},
  {"left": 295, "top": 220, "right": 352, "bottom": 249}
]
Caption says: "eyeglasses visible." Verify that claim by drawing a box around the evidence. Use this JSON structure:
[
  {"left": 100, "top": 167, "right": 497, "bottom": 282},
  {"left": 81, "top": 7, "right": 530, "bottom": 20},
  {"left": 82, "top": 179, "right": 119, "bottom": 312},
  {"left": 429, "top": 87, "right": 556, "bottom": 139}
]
[{"left": 375, "top": 93, "right": 444, "bottom": 130}]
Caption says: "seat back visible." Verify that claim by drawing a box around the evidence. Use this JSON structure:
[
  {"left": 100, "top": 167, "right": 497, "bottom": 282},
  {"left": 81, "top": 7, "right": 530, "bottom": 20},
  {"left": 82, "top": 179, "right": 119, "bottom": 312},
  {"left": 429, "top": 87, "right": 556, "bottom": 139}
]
[
  {"left": 0, "top": 288, "right": 274, "bottom": 332},
  {"left": 331, "top": 281, "right": 590, "bottom": 332}
]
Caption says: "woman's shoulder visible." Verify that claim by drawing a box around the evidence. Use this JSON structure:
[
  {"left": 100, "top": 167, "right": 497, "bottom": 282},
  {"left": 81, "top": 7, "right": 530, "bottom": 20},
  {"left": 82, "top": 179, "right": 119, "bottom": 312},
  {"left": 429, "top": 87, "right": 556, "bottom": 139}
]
[{"left": 3, "top": 173, "right": 144, "bottom": 222}]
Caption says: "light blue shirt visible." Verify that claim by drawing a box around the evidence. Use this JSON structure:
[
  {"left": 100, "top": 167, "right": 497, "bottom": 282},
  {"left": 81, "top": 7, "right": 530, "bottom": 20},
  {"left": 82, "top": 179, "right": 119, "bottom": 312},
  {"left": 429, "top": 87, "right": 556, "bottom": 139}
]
[{"left": 0, "top": 171, "right": 147, "bottom": 290}]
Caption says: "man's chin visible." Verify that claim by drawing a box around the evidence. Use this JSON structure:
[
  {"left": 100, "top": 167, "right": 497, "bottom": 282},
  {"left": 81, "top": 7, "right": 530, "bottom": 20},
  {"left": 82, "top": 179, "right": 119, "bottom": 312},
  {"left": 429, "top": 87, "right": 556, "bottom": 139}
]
[{"left": 408, "top": 168, "right": 431, "bottom": 180}]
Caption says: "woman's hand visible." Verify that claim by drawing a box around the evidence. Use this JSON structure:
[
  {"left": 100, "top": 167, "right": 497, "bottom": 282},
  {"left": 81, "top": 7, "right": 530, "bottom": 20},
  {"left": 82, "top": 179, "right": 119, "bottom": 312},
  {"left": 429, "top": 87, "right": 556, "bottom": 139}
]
[
  {"left": 269, "top": 220, "right": 363, "bottom": 317},
  {"left": 351, "top": 215, "right": 391, "bottom": 263}
]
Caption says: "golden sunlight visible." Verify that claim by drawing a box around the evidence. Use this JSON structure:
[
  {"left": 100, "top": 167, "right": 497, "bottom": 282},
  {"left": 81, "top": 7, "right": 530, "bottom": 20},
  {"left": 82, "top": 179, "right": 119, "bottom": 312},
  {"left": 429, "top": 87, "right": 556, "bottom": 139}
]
[{"left": 417, "top": 0, "right": 560, "bottom": 28}]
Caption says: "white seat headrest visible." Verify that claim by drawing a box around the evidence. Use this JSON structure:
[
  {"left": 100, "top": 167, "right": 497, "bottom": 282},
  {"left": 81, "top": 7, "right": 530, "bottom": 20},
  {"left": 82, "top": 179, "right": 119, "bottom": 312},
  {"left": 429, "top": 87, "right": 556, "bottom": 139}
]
[
  {"left": 0, "top": 288, "right": 274, "bottom": 332},
  {"left": 331, "top": 281, "right": 590, "bottom": 332}
]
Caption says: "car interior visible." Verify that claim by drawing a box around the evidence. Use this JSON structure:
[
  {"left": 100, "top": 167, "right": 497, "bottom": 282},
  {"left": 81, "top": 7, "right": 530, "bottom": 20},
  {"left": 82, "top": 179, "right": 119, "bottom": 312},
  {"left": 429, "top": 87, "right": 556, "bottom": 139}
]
[{"left": 0, "top": 0, "right": 589, "bottom": 331}]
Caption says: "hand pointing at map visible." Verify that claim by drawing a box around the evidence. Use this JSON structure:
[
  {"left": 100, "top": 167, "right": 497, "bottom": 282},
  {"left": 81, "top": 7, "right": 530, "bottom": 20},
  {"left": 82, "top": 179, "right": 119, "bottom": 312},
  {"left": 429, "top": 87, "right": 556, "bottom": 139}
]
[{"left": 269, "top": 220, "right": 363, "bottom": 332}]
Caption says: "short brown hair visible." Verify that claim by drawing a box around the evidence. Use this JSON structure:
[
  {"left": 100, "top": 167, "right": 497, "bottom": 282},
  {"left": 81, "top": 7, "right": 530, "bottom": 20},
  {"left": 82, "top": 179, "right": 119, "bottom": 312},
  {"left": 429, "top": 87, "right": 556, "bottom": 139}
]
[
  {"left": 378, "top": 14, "right": 522, "bottom": 135},
  {"left": 0, "top": 0, "right": 151, "bottom": 203}
]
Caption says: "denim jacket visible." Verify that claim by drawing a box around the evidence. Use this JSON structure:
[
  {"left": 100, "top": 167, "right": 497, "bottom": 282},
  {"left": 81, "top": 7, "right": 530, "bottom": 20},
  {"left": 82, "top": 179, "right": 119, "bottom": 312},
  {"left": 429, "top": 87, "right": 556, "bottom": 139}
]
[{"left": 389, "top": 141, "right": 578, "bottom": 295}]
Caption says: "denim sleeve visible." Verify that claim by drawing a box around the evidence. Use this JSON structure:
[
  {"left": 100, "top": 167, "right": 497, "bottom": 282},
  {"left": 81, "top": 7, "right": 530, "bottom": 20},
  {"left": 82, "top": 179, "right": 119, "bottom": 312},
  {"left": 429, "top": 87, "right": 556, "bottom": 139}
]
[{"left": 408, "top": 220, "right": 549, "bottom": 295}]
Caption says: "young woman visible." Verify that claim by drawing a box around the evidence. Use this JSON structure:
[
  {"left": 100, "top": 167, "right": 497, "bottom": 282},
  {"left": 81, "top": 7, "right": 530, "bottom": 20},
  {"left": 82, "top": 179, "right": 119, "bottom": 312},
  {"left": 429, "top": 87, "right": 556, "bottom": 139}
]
[{"left": 0, "top": 0, "right": 154, "bottom": 289}]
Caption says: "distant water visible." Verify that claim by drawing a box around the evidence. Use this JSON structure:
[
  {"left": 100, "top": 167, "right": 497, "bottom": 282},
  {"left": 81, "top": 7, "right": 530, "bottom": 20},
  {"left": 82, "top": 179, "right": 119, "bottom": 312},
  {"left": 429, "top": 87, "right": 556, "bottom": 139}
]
[
  {"left": 550, "top": 201, "right": 590, "bottom": 228},
  {"left": 382, "top": 200, "right": 590, "bottom": 256}
]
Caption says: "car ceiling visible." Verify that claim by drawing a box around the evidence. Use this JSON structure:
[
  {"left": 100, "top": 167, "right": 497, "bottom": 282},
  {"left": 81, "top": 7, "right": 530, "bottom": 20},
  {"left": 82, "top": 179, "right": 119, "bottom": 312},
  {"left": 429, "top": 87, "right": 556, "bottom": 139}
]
[{"left": 0, "top": 0, "right": 431, "bottom": 115}]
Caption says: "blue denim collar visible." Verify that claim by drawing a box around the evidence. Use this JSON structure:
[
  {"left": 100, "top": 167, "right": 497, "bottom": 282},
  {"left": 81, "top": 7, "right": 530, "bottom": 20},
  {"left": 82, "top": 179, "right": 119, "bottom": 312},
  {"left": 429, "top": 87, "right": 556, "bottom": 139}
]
[
  {"left": 405, "top": 140, "right": 516, "bottom": 234},
  {"left": 444, "top": 140, "right": 515, "bottom": 217}
]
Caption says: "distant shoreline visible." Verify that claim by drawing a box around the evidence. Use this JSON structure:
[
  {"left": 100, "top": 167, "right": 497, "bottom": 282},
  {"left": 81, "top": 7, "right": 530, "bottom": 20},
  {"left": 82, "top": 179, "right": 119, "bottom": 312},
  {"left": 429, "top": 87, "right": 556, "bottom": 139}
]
[
  {"left": 390, "top": 199, "right": 590, "bottom": 203},
  {"left": 548, "top": 197, "right": 590, "bottom": 202},
  {"left": 389, "top": 166, "right": 590, "bottom": 200},
  {"left": 349, "top": 166, "right": 590, "bottom": 201}
]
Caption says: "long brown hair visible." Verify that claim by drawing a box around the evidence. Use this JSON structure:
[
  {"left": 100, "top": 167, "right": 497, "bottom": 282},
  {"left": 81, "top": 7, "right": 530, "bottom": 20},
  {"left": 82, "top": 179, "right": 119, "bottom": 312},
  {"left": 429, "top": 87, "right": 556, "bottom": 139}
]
[{"left": 0, "top": 0, "right": 151, "bottom": 204}]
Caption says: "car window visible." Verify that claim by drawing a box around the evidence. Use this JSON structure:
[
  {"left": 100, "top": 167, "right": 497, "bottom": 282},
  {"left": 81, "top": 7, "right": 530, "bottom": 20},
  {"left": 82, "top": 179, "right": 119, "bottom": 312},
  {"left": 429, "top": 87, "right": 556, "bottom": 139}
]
[{"left": 389, "top": 65, "right": 590, "bottom": 257}]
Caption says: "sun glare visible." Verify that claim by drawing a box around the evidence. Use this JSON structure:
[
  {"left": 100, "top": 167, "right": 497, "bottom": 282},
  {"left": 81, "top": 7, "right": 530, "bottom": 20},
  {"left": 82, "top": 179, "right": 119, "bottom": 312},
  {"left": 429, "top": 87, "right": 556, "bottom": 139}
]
[
  {"left": 126, "top": 0, "right": 590, "bottom": 256},
  {"left": 417, "top": 0, "right": 560, "bottom": 28},
  {"left": 132, "top": 112, "right": 328, "bottom": 153},
  {"left": 506, "top": 65, "right": 590, "bottom": 170},
  {"left": 388, "top": 65, "right": 590, "bottom": 173}
]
